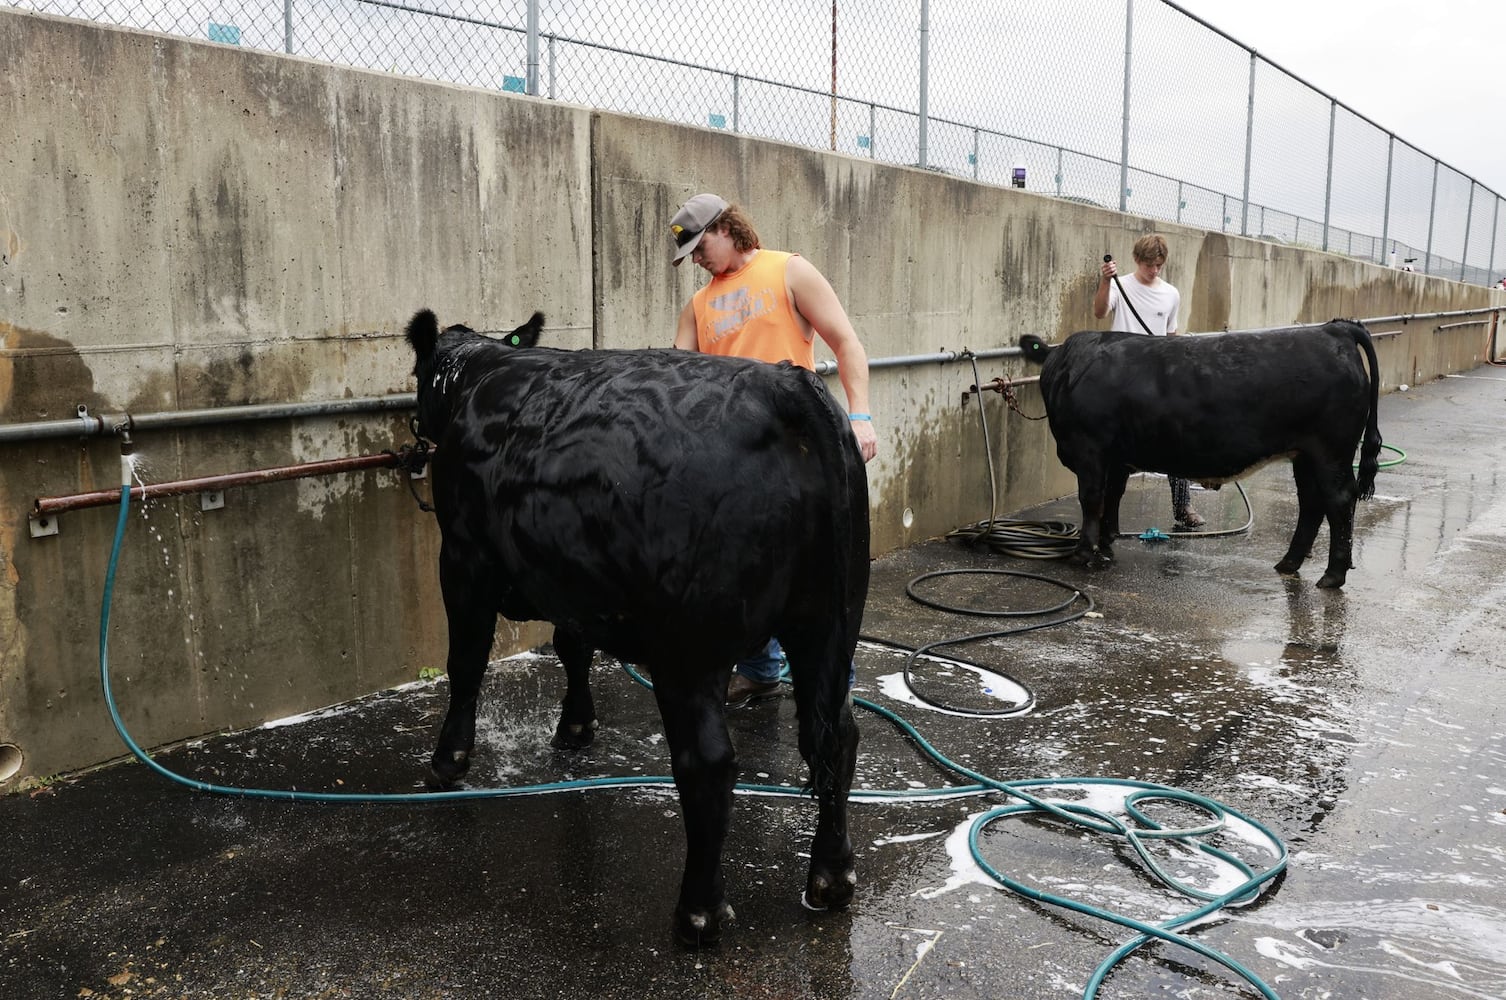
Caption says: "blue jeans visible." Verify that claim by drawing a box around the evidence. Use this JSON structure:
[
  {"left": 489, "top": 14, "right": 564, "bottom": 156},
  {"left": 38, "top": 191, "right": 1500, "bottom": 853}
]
[{"left": 735, "top": 638, "right": 855, "bottom": 688}]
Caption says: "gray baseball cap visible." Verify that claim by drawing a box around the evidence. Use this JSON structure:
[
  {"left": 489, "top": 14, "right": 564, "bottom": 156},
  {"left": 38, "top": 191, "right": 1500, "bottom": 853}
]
[{"left": 670, "top": 193, "right": 728, "bottom": 266}]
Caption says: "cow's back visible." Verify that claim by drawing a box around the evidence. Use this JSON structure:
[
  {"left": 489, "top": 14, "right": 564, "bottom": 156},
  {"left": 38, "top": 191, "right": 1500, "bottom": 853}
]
[{"left": 431, "top": 347, "right": 866, "bottom": 665}]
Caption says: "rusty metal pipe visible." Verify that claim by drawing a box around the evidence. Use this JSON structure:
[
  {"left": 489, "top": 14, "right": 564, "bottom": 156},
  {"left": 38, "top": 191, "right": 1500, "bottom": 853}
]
[{"left": 33, "top": 452, "right": 412, "bottom": 517}]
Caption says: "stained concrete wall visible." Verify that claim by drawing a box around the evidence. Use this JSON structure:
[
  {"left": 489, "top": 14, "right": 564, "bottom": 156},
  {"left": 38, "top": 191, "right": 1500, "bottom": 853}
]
[{"left": 2, "top": 9, "right": 1502, "bottom": 785}]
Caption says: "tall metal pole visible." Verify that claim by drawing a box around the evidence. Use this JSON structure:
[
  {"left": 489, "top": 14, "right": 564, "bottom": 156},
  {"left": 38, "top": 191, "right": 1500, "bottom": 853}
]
[
  {"left": 830, "top": 2, "right": 838, "bottom": 151},
  {"left": 1424, "top": 160, "right": 1439, "bottom": 275},
  {"left": 1488, "top": 198, "right": 1500, "bottom": 283},
  {"left": 526, "top": 0, "right": 540, "bottom": 96},
  {"left": 918, "top": 0, "right": 930, "bottom": 169},
  {"left": 1380, "top": 136, "right": 1394, "bottom": 265},
  {"left": 1321, "top": 100, "right": 1336, "bottom": 252},
  {"left": 1119, "top": 0, "right": 1133, "bottom": 214},
  {"left": 1460, "top": 182, "right": 1475, "bottom": 282},
  {"left": 1240, "top": 51, "right": 1255, "bottom": 236},
  {"left": 284, "top": 0, "right": 293, "bottom": 54}
]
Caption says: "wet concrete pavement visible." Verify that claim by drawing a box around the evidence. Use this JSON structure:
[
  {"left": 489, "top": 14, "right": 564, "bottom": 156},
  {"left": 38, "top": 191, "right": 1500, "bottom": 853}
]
[{"left": 4, "top": 366, "right": 1506, "bottom": 999}]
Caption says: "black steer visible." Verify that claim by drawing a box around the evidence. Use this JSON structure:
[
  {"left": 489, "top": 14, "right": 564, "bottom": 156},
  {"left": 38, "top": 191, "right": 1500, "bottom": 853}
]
[
  {"left": 1019, "top": 320, "right": 1382, "bottom": 588},
  {"left": 405, "top": 309, "right": 868, "bottom": 945}
]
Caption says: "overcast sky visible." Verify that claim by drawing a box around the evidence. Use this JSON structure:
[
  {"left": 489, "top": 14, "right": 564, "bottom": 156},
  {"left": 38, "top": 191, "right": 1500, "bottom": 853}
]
[{"left": 1173, "top": 0, "right": 1506, "bottom": 195}]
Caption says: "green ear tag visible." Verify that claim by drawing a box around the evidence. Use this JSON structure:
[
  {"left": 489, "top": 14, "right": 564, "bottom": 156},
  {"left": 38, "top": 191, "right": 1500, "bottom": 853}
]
[{"left": 508, "top": 335, "right": 521, "bottom": 346}]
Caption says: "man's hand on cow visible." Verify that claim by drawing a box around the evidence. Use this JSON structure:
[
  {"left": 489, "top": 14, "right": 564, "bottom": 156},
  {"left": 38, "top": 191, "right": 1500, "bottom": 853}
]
[{"left": 851, "top": 420, "right": 877, "bottom": 463}]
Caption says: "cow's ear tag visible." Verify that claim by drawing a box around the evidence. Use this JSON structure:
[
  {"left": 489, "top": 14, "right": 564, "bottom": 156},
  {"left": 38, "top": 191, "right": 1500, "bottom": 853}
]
[{"left": 508, "top": 334, "right": 522, "bottom": 346}]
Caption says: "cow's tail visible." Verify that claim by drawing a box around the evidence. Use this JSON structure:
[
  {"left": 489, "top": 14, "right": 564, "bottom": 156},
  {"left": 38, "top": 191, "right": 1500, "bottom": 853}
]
[
  {"left": 1347, "top": 320, "right": 1384, "bottom": 500},
  {"left": 1018, "top": 334, "right": 1054, "bottom": 367},
  {"left": 795, "top": 371, "right": 867, "bottom": 799},
  {"left": 406, "top": 309, "right": 440, "bottom": 369}
]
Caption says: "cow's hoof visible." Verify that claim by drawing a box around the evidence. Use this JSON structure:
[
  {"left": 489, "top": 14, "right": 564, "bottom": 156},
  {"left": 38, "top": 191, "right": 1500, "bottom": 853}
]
[
  {"left": 1315, "top": 573, "right": 1346, "bottom": 589},
  {"left": 1274, "top": 558, "right": 1302, "bottom": 575},
  {"left": 550, "top": 718, "right": 598, "bottom": 750},
  {"left": 427, "top": 749, "right": 470, "bottom": 789},
  {"left": 673, "top": 901, "right": 735, "bottom": 947},
  {"left": 803, "top": 864, "right": 857, "bottom": 912}
]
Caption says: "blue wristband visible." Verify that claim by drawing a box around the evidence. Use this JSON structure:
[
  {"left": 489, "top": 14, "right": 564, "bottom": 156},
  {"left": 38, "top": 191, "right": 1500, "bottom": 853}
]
[{"left": 847, "top": 413, "right": 872, "bottom": 421}]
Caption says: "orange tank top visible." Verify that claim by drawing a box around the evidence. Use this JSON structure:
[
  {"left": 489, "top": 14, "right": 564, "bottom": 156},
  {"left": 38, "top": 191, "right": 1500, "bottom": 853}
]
[{"left": 691, "top": 250, "right": 815, "bottom": 369}]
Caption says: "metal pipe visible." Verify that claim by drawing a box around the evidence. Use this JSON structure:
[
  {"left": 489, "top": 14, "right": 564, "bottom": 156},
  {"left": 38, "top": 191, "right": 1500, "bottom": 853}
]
[
  {"left": 0, "top": 394, "right": 417, "bottom": 445},
  {"left": 33, "top": 452, "right": 412, "bottom": 518},
  {"left": 10, "top": 305, "right": 1503, "bottom": 447},
  {"left": 812, "top": 346, "right": 1023, "bottom": 376},
  {"left": 1235, "top": 306, "right": 1504, "bottom": 336}
]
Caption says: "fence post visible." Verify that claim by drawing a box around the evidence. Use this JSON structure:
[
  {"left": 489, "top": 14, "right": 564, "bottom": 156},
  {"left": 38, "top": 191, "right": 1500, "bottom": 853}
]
[
  {"left": 733, "top": 75, "right": 741, "bottom": 133},
  {"left": 526, "top": 0, "right": 540, "bottom": 96},
  {"left": 1241, "top": 51, "right": 1255, "bottom": 237},
  {"left": 869, "top": 103, "right": 877, "bottom": 158},
  {"left": 1321, "top": 100, "right": 1335, "bottom": 252},
  {"left": 1119, "top": 0, "right": 1133, "bottom": 214},
  {"left": 1424, "top": 160, "right": 1439, "bottom": 275},
  {"left": 1489, "top": 198, "right": 1500, "bottom": 283},
  {"left": 1380, "top": 136, "right": 1394, "bottom": 266},
  {"left": 918, "top": 0, "right": 931, "bottom": 169},
  {"left": 1461, "top": 182, "right": 1475, "bottom": 282},
  {"left": 284, "top": 0, "right": 293, "bottom": 54}
]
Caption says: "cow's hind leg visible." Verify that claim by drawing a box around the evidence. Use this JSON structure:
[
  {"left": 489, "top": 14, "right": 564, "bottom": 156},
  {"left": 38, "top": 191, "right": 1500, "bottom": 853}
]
[
  {"left": 550, "top": 626, "right": 598, "bottom": 750},
  {"left": 1275, "top": 456, "right": 1326, "bottom": 579},
  {"left": 1316, "top": 461, "right": 1359, "bottom": 590},
  {"left": 429, "top": 557, "right": 496, "bottom": 788},
  {"left": 783, "top": 630, "right": 859, "bottom": 913},
  {"left": 1099, "top": 466, "right": 1132, "bottom": 556},
  {"left": 652, "top": 669, "right": 737, "bottom": 947}
]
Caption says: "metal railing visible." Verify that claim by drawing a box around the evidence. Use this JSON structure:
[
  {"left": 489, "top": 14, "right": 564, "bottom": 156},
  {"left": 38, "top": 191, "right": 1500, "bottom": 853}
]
[{"left": 8, "top": 0, "right": 1504, "bottom": 286}]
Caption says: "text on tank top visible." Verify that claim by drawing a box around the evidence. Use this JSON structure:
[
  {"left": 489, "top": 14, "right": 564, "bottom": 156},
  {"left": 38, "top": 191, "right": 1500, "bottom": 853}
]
[{"left": 692, "top": 250, "right": 816, "bottom": 369}]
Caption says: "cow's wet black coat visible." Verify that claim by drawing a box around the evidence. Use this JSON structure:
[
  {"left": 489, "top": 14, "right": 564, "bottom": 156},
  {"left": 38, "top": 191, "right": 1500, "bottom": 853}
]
[
  {"left": 406, "top": 310, "right": 869, "bottom": 943},
  {"left": 1020, "top": 321, "right": 1382, "bottom": 587}
]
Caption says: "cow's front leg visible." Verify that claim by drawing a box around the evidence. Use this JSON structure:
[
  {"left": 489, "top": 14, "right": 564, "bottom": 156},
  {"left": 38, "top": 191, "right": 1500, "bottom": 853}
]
[
  {"left": 429, "top": 557, "right": 496, "bottom": 787},
  {"left": 550, "top": 626, "right": 598, "bottom": 750},
  {"left": 653, "top": 671, "right": 737, "bottom": 947}
]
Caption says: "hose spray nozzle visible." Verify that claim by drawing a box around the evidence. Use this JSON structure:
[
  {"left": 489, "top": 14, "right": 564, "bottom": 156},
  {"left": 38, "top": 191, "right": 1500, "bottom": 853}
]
[{"left": 117, "top": 422, "right": 135, "bottom": 488}]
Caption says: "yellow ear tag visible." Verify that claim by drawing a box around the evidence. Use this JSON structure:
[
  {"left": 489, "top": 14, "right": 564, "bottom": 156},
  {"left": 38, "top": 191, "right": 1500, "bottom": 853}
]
[{"left": 671, "top": 225, "right": 683, "bottom": 235}]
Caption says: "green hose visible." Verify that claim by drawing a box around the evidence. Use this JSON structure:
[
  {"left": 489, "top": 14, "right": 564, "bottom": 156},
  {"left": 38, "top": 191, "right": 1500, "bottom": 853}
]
[{"left": 100, "top": 476, "right": 1287, "bottom": 998}]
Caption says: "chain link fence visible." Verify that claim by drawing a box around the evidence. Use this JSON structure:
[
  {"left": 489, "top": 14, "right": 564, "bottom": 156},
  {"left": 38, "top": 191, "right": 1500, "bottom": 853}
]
[{"left": 11, "top": 0, "right": 1505, "bottom": 287}]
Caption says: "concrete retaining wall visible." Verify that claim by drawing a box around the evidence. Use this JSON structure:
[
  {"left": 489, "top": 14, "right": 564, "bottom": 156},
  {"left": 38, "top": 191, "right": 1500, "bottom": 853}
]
[{"left": 2, "top": 9, "right": 1501, "bottom": 785}]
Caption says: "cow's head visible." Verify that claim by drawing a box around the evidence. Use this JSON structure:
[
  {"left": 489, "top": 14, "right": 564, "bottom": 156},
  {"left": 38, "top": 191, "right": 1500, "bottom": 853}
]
[
  {"left": 1018, "top": 333, "right": 1054, "bottom": 365},
  {"left": 405, "top": 309, "right": 544, "bottom": 371},
  {"left": 405, "top": 309, "right": 546, "bottom": 440}
]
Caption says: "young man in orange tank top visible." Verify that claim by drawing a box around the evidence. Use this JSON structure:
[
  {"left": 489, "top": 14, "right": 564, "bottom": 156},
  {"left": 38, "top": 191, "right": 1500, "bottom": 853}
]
[{"left": 669, "top": 192, "right": 876, "bottom": 708}]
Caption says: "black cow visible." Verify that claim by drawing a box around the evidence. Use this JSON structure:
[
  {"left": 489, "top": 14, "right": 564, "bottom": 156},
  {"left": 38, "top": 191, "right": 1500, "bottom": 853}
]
[
  {"left": 1019, "top": 320, "right": 1383, "bottom": 588},
  {"left": 405, "top": 309, "right": 868, "bottom": 945}
]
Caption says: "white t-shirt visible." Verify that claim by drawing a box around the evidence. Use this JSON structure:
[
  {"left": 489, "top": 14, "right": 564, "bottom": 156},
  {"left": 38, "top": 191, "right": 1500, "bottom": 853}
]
[{"left": 1107, "top": 276, "right": 1180, "bottom": 336}]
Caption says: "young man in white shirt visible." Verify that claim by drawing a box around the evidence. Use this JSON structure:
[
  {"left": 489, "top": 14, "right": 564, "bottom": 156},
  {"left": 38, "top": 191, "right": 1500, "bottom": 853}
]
[{"left": 1092, "top": 234, "right": 1204, "bottom": 530}]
